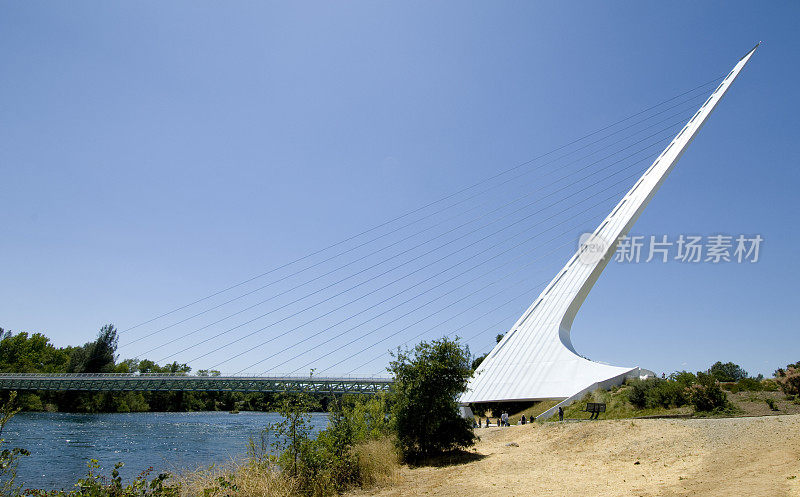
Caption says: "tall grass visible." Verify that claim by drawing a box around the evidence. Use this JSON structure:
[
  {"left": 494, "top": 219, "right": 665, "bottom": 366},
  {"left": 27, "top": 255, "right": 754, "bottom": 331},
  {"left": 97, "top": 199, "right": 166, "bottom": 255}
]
[
  {"left": 176, "top": 437, "right": 399, "bottom": 497},
  {"left": 353, "top": 438, "right": 400, "bottom": 488},
  {"left": 178, "top": 461, "right": 297, "bottom": 497}
]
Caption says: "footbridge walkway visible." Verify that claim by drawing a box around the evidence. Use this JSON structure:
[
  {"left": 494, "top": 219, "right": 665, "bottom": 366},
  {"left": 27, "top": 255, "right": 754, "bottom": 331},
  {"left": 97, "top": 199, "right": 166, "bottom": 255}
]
[{"left": 0, "top": 373, "right": 393, "bottom": 395}]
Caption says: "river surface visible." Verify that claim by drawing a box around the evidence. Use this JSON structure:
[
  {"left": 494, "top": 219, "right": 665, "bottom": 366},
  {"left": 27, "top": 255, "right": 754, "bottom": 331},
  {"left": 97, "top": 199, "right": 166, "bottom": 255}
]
[{"left": 4, "top": 411, "right": 330, "bottom": 490}]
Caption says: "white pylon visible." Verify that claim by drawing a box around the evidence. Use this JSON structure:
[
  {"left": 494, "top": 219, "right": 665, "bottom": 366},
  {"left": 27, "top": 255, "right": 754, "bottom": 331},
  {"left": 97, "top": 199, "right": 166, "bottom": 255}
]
[{"left": 461, "top": 44, "right": 759, "bottom": 405}]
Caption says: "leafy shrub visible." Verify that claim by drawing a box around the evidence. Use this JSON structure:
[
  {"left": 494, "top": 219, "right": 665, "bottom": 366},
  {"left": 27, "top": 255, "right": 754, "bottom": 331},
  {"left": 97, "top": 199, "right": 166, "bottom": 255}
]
[
  {"left": 389, "top": 337, "right": 476, "bottom": 462},
  {"left": 765, "top": 398, "right": 778, "bottom": 411},
  {"left": 270, "top": 393, "right": 316, "bottom": 480},
  {"left": 244, "top": 391, "right": 397, "bottom": 497},
  {"left": 336, "top": 393, "right": 392, "bottom": 443},
  {"left": 688, "top": 373, "right": 729, "bottom": 412},
  {"left": 650, "top": 380, "right": 689, "bottom": 408},
  {"left": 626, "top": 378, "right": 689, "bottom": 410},
  {"left": 775, "top": 364, "right": 800, "bottom": 396},
  {"left": 761, "top": 379, "right": 780, "bottom": 392},
  {"left": 670, "top": 371, "right": 697, "bottom": 388},
  {"left": 627, "top": 378, "right": 656, "bottom": 409},
  {"left": 723, "top": 377, "right": 766, "bottom": 393}
]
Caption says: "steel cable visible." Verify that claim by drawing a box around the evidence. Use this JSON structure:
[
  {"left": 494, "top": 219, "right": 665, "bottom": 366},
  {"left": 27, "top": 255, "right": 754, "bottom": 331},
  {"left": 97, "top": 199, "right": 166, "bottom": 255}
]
[
  {"left": 120, "top": 77, "right": 722, "bottom": 334},
  {"left": 139, "top": 120, "right": 685, "bottom": 360}
]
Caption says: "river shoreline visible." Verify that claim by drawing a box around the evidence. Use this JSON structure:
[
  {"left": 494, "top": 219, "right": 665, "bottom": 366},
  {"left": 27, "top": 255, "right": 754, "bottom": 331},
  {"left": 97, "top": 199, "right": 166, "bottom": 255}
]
[{"left": 6, "top": 411, "right": 330, "bottom": 490}]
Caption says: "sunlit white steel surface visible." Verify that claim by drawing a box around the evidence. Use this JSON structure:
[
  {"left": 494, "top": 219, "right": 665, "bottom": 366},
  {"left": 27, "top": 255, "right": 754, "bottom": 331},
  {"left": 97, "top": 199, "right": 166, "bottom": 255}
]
[{"left": 461, "top": 45, "right": 759, "bottom": 404}]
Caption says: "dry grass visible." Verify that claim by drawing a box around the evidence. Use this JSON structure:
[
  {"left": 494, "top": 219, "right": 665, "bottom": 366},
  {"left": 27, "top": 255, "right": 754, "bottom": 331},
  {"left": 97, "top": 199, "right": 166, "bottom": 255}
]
[
  {"left": 174, "top": 437, "right": 400, "bottom": 497},
  {"left": 177, "top": 460, "right": 298, "bottom": 497},
  {"left": 353, "top": 438, "right": 401, "bottom": 489}
]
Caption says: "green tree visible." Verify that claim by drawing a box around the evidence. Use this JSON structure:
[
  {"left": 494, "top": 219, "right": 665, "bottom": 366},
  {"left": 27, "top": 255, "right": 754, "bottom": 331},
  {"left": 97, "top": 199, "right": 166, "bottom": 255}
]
[
  {"left": 336, "top": 393, "right": 391, "bottom": 442},
  {"left": 669, "top": 370, "right": 697, "bottom": 387},
  {"left": 0, "top": 330, "right": 71, "bottom": 373},
  {"left": 471, "top": 353, "right": 487, "bottom": 371},
  {"left": 197, "top": 369, "right": 221, "bottom": 377},
  {"left": 84, "top": 324, "right": 119, "bottom": 373},
  {"left": 709, "top": 361, "right": 748, "bottom": 382},
  {"left": 389, "top": 337, "right": 476, "bottom": 462},
  {"left": 272, "top": 391, "right": 316, "bottom": 477},
  {"left": 68, "top": 324, "right": 119, "bottom": 373}
]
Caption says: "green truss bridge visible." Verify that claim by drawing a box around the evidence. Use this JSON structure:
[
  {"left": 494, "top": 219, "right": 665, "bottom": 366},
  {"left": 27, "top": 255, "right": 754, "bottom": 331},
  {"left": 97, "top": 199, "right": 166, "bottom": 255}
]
[{"left": 0, "top": 373, "right": 393, "bottom": 395}]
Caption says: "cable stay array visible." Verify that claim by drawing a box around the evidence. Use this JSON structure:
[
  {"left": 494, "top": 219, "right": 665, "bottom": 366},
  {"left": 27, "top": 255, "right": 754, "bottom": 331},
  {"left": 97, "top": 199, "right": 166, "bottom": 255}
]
[
  {"left": 120, "top": 96, "right": 700, "bottom": 350},
  {"left": 117, "top": 77, "right": 723, "bottom": 377},
  {"left": 151, "top": 126, "right": 675, "bottom": 363}
]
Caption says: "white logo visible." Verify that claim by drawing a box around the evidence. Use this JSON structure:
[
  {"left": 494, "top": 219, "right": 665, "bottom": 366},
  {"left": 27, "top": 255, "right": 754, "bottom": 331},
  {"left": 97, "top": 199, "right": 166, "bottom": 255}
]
[{"left": 578, "top": 232, "right": 608, "bottom": 265}]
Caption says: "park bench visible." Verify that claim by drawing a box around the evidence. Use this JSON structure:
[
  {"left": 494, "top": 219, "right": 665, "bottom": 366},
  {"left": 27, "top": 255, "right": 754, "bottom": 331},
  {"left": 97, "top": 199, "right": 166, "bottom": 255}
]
[{"left": 583, "top": 402, "right": 606, "bottom": 419}]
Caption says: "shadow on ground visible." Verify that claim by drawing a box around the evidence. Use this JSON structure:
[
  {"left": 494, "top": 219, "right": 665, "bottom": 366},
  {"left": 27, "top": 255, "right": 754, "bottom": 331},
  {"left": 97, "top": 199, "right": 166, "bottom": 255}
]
[{"left": 410, "top": 449, "right": 487, "bottom": 468}]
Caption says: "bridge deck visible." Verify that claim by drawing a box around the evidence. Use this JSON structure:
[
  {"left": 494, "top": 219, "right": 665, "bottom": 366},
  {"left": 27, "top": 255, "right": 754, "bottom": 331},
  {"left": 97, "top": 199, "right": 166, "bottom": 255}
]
[{"left": 0, "top": 373, "right": 393, "bottom": 394}]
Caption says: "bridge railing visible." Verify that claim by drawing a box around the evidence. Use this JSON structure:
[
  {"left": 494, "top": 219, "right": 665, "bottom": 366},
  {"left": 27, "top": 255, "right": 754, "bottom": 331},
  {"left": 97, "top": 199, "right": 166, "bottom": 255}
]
[
  {"left": 0, "top": 373, "right": 392, "bottom": 382},
  {"left": 0, "top": 373, "right": 393, "bottom": 394}
]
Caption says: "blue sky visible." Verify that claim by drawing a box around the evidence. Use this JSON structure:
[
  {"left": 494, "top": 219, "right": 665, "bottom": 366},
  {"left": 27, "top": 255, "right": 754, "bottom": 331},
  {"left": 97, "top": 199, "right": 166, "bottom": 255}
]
[{"left": 1, "top": 2, "right": 798, "bottom": 377}]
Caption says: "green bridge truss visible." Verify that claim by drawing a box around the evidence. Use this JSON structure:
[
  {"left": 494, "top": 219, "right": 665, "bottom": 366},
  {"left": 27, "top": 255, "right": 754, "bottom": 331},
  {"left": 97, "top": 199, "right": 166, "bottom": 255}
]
[{"left": 0, "top": 373, "right": 393, "bottom": 395}]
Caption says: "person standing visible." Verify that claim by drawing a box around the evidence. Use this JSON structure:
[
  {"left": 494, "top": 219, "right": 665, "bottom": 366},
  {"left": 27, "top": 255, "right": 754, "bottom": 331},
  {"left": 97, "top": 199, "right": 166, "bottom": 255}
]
[{"left": 558, "top": 406, "right": 564, "bottom": 421}]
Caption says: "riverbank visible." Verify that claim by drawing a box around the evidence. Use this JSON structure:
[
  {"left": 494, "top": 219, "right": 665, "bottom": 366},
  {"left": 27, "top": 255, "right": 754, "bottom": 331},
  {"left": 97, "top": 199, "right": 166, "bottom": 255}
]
[
  {"left": 351, "top": 414, "right": 800, "bottom": 497},
  {"left": 7, "top": 411, "right": 329, "bottom": 490}
]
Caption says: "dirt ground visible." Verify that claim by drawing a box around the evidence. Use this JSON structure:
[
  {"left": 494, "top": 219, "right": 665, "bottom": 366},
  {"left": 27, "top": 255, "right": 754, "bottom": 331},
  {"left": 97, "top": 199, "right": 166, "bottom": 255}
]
[{"left": 353, "top": 414, "right": 800, "bottom": 497}]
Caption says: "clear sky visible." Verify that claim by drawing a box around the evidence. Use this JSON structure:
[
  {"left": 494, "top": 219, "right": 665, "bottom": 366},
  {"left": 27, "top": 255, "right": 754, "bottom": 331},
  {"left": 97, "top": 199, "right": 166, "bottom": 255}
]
[{"left": 1, "top": 2, "right": 798, "bottom": 378}]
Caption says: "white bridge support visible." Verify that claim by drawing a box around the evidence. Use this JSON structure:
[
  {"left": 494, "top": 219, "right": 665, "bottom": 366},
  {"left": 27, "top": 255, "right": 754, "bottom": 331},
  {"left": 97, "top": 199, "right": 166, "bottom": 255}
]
[{"left": 461, "top": 45, "right": 759, "bottom": 408}]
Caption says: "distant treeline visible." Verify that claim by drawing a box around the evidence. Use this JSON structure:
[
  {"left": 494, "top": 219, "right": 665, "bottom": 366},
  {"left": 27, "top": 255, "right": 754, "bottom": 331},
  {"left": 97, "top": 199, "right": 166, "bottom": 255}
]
[{"left": 0, "top": 325, "right": 334, "bottom": 413}]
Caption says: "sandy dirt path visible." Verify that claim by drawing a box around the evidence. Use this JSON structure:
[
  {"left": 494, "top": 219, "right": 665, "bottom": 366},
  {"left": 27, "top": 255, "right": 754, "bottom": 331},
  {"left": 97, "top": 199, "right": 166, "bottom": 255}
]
[{"left": 353, "top": 414, "right": 800, "bottom": 497}]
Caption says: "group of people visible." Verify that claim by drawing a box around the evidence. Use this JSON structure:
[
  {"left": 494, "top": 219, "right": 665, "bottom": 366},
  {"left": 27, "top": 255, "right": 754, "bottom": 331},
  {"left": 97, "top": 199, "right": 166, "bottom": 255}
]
[
  {"left": 472, "top": 406, "right": 566, "bottom": 427},
  {"left": 475, "top": 412, "right": 535, "bottom": 427}
]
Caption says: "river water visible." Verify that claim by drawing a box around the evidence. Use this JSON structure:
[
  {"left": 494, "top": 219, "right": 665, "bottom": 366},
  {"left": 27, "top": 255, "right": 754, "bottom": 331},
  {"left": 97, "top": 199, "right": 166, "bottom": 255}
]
[{"left": 4, "top": 411, "right": 330, "bottom": 491}]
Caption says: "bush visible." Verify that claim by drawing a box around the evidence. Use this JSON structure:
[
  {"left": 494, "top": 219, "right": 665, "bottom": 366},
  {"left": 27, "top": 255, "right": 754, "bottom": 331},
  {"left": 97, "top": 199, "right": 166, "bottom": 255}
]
[
  {"left": 723, "top": 377, "right": 765, "bottom": 393},
  {"left": 627, "top": 378, "right": 655, "bottom": 409},
  {"left": 688, "top": 373, "right": 729, "bottom": 412},
  {"left": 627, "top": 372, "right": 730, "bottom": 413},
  {"left": 389, "top": 337, "right": 477, "bottom": 462},
  {"left": 670, "top": 371, "right": 697, "bottom": 388},
  {"left": 761, "top": 379, "right": 780, "bottom": 392},
  {"left": 626, "top": 378, "right": 689, "bottom": 410},
  {"left": 336, "top": 393, "right": 392, "bottom": 443},
  {"left": 649, "top": 380, "right": 689, "bottom": 408},
  {"left": 775, "top": 364, "right": 800, "bottom": 396},
  {"left": 244, "top": 391, "right": 397, "bottom": 497}
]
